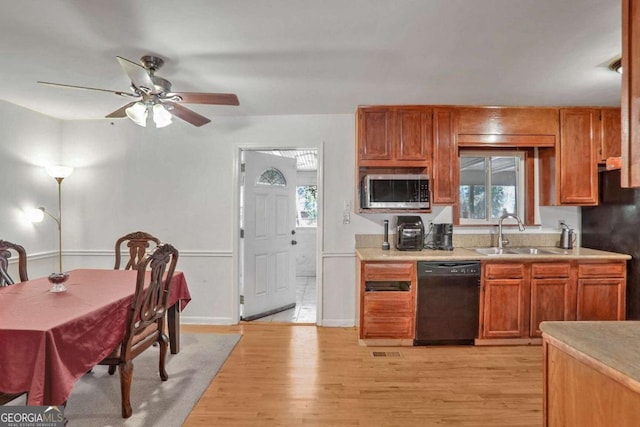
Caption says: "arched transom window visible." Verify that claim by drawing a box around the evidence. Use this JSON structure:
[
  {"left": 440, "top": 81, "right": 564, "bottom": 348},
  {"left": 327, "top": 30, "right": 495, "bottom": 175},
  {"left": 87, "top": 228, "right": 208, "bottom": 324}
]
[{"left": 257, "top": 168, "right": 287, "bottom": 187}]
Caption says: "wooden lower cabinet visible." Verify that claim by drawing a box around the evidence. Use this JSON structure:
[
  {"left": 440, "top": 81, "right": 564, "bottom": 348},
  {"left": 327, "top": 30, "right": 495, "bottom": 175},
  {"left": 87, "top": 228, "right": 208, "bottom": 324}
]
[
  {"left": 480, "top": 260, "right": 626, "bottom": 342},
  {"left": 530, "top": 262, "right": 574, "bottom": 337},
  {"left": 481, "top": 263, "right": 528, "bottom": 339},
  {"left": 577, "top": 262, "right": 626, "bottom": 320},
  {"left": 362, "top": 293, "right": 414, "bottom": 338},
  {"left": 358, "top": 260, "right": 416, "bottom": 340}
]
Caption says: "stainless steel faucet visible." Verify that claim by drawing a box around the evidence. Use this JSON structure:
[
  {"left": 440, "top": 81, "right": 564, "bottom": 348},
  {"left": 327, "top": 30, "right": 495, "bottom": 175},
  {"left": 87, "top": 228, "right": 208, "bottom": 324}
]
[{"left": 498, "top": 213, "right": 526, "bottom": 249}]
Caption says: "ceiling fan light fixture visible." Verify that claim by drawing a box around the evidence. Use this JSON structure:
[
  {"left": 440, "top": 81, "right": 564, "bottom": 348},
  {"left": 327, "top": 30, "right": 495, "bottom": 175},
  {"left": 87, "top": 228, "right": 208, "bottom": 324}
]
[
  {"left": 152, "top": 104, "right": 172, "bottom": 128},
  {"left": 125, "top": 101, "right": 148, "bottom": 127}
]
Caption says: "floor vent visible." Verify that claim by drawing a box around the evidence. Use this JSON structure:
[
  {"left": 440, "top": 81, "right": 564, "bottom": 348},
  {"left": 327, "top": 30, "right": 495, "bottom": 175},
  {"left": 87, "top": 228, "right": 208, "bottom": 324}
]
[{"left": 372, "top": 351, "right": 402, "bottom": 358}]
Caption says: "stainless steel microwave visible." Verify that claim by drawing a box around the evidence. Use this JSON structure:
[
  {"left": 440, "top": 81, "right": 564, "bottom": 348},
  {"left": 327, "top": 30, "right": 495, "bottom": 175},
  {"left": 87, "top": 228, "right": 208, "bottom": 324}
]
[{"left": 361, "top": 174, "right": 430, "bottom": 209}]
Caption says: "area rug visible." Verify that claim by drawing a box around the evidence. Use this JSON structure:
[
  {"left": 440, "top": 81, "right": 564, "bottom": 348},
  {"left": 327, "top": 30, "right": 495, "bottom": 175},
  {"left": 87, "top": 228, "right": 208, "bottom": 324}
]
[{"left": 37, "top": 333, "right": 240, "bottom": 426}]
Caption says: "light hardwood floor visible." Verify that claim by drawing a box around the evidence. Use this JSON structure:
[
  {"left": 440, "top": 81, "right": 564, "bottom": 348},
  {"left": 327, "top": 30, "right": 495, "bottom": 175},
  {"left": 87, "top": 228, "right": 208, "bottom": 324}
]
[{"left": 182, "top": 324, "right": 543, "bottom": 426}]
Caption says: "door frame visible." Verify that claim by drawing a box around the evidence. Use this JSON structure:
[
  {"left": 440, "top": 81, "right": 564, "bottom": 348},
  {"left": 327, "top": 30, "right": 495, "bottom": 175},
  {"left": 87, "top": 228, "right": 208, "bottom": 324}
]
[{"left": 231, "top": 142, "right": 324, "bottom": 325}]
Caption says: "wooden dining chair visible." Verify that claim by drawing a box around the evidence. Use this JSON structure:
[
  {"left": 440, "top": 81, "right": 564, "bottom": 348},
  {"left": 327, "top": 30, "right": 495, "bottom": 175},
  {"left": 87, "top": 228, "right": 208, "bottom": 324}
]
[
  {"left": 98, "top": 243, "right": 179, "bottom": 418},
  {"left": 0, "top": 240, "right": 29, "bottom": 404},
  {"left": 0, "top": 240, "right": 28, "bottom": 287},
  {"left": 114, "top": 231, "right": 161, "bottom": 270}
]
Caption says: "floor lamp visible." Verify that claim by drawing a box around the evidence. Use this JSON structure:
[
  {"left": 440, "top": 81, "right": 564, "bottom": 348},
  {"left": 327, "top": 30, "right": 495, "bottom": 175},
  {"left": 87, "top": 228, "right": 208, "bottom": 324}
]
[{"left": 28, "top": 165, "right": 73, "bottom": 277}]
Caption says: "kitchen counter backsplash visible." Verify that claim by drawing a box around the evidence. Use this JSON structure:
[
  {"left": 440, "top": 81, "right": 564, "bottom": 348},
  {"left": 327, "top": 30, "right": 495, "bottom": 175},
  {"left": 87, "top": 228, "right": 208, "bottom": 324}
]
[{"left": 356, "top": 233, "right": 560, "bottom": 249}]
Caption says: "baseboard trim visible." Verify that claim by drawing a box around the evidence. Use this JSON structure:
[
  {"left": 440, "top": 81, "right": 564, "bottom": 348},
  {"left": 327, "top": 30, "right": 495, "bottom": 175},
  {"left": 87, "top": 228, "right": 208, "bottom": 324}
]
[
  {"left": 474, "top": 337, "right": 542, "bottom": 346},
  {"left": 320, "top": 319, "right": 355, "bottom": 327},
  {"left": 182, "top": 316, "right": 237, "bottom": 325}
]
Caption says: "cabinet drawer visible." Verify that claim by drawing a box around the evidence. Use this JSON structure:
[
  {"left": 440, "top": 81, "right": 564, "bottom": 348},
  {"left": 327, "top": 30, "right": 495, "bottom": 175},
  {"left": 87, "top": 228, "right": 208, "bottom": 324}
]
[
  {"left": 363, "top": 262, "right": 415, "bottom": 281},
  {"left": 362, "top": 316, "right": 414, "bottom": 338},
  {"left": 364, "top": 293, "right": 414, "bottom": 315},
  {"left": 531, "top": 262, "right": 571, "bottom": 278},
  {"left": 578, "top": 262, "right": 626, "bottom": 278},
  {"left": 485, "top": 263, "right": 525, "bottom": 279}
]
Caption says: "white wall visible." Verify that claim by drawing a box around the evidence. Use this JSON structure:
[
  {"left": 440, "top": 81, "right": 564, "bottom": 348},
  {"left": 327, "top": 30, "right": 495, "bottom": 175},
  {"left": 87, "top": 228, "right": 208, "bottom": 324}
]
[
  {"left": 60, "top": 114, "right": 362, "bottom": 325},
  {"left": 0, "top": 103, "right": 581, "bottom": 326},
  {"left": 0, "top": 101, "right": 64, "bottom": 278}
]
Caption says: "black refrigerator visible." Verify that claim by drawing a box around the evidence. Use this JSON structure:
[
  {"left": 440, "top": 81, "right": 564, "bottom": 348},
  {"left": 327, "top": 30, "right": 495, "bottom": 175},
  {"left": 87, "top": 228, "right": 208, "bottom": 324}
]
[{"left": 582, "top": 169, "right": 640, "bottom": 319}]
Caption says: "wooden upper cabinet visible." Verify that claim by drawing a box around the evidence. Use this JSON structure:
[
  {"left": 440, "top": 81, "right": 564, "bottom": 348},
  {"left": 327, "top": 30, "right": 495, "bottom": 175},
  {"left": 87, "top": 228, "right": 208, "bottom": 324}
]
[
  {"left": 558, "top": 108, "right": 599, "bottom": 205},
  {"left": 396, "top": 108, "right": 432, "bottom": 162},
  {"left": 622, "top": 0, "right": 640, "bottom": 187},
  {"left": 457, "top": 107, "right": 558, "bottom": 147},
  {"left": 599, "top": 108, "right": 621, "bottom": 162},
  {"left": 357, "top": 107, "right": 393, "bottom": 162},
  {"left": 356, "top": 106, "right": 431, "bottom": 167},
  {"left": 432, "top": 108, "right": 457, "bottom": 204}
]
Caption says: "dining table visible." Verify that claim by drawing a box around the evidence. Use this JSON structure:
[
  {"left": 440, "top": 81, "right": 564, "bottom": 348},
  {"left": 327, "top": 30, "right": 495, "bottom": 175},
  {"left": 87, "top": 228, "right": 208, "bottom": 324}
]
[{"left": 0, "top": 268, "right": 191, "bottom": 406}]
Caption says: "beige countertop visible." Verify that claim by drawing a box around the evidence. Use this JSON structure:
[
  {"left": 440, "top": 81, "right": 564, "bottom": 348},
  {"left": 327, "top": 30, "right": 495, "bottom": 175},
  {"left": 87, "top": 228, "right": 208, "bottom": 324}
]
[
  {"left": 540, "top": 321, "right": 640, "bottom": 389},
  {"left": 355, "top": 246, "right": 631, "bottom": 261}
]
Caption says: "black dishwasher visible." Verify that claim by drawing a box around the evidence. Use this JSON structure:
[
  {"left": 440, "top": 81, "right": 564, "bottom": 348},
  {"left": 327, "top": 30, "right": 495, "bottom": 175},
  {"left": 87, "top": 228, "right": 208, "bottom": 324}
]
[{"left": 415, "top": 261, "right": 481, "bottom": 345}]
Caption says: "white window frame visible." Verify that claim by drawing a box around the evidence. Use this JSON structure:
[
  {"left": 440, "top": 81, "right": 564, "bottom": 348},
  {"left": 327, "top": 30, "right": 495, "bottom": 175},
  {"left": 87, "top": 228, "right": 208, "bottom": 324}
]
[{"left": 459, "top": 150, "right": 526, "bottom": 226}]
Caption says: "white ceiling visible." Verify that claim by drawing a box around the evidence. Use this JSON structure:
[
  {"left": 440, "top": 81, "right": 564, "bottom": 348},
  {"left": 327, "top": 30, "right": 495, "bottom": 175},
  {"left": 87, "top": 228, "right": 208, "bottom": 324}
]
[{"left": 0, "top": 0, "right": 623, "bottom": 122}]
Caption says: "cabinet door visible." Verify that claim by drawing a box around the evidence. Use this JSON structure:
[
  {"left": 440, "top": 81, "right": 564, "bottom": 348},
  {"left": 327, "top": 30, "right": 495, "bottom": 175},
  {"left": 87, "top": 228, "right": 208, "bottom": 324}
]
[
  {"left": 600, "top": 108, "right": 621, "bottom": 161},
  {"left": 482, "top": 279, "right": 528, "bottom": 339},
  {"left": 621, "top": 0, "right": 640, "bottom": 187},
  {"left": 559, "top": 109, "right": 599, "bottom": 205},
  {"left": 363, "top": 262, "right": 416, "bottom": 282},
  {"left": 357, "top": 108, "right": 394, "bottom": 163},
  {"left": 362, "top": 292, "right": 415, "bottom": 338},
  {"left": 530, "top": 278, "right": 574, "bottom": 337},
  {"left": 432, "top": 108, "right": 457, "bottom": 204},
  {"left": 576, "top": 278, "right": 626, "bottom": 320},
  {"left": 396, "top": 108, "right": 432, "bottom": 162},
  {"left": 359, "top": 260, "right": 417, "bottom": 340}
]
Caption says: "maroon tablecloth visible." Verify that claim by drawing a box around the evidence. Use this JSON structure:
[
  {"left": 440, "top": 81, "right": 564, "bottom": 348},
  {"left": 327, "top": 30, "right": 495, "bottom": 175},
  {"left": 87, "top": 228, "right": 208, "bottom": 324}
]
[{"left": 0, "top": 269, "right": 191, "bottom": 405}]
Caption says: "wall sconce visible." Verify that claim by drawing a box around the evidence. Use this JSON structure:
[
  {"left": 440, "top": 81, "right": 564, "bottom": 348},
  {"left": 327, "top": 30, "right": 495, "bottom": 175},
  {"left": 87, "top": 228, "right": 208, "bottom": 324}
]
[{"left": 29, "top": 165, "right": 73, "bottom": 273}]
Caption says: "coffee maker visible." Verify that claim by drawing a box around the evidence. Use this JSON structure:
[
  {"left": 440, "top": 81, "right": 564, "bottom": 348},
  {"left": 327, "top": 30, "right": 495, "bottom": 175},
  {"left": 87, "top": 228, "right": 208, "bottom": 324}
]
[{"left": 432, "top": 223, "right": 454, "bottom": 251}]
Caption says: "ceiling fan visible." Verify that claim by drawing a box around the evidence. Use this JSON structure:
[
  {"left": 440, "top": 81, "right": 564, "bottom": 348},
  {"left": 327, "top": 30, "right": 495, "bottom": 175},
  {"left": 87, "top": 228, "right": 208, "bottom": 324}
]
[{"left": 38, "top": 55, "right": 239, "bottom": 128}]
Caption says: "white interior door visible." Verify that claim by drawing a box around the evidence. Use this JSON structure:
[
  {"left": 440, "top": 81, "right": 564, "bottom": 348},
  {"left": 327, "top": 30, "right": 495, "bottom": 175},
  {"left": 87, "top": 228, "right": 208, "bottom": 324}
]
[{"left": 241, "top": 151, "right": 297, "bottom": 320}]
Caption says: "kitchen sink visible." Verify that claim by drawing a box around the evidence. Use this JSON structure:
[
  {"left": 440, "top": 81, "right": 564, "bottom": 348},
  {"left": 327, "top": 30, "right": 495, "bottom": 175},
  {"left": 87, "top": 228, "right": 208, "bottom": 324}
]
[
  {"left": 507, "top": 247, "right": 556, "bottom": 255},
  {"left": 471, "top": 246, "right": 560, "bottom": 256},
  {"left": 473, "top": 247, "right": 511, "bottom": 255}
]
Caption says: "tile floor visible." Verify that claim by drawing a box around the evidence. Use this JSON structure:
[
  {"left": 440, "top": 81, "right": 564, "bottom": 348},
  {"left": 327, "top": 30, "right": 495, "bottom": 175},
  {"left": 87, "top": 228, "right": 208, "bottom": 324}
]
[{"left": 250, "top": 276, "right": 316, "bottom": 323}]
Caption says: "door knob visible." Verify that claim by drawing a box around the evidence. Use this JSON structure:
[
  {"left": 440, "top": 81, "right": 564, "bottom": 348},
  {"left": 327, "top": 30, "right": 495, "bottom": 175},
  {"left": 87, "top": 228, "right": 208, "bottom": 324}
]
[
  {"left": 291, "top": 230, "right": 296, "bottom": 235},
  {"left": 291, "top": 240, "right": 298, "bottom": 245}
]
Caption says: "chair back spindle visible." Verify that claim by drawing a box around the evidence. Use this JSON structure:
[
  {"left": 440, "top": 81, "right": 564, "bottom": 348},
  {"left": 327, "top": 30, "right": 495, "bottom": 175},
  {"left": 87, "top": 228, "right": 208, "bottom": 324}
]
[{"left": 114, "top": 231, "right": 161, "bottom": 270}]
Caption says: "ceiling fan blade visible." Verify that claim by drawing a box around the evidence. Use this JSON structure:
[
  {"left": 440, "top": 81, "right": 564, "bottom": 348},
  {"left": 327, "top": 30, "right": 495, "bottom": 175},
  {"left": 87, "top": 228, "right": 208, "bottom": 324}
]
[
  {"left": 116, "top": 56, "right": 156, "bottom": 94},
  {"left": 164, "top": 92, "right": 239, "bottom": 105},
  {"left": 163, "top": 101, "right": 211, "bottom": 127},
  {"left": 105, "top": 101, "right": 138, "bottom": 118},
  {"left": 37, "top": 81, "right": 137, "bottom": 97}
]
